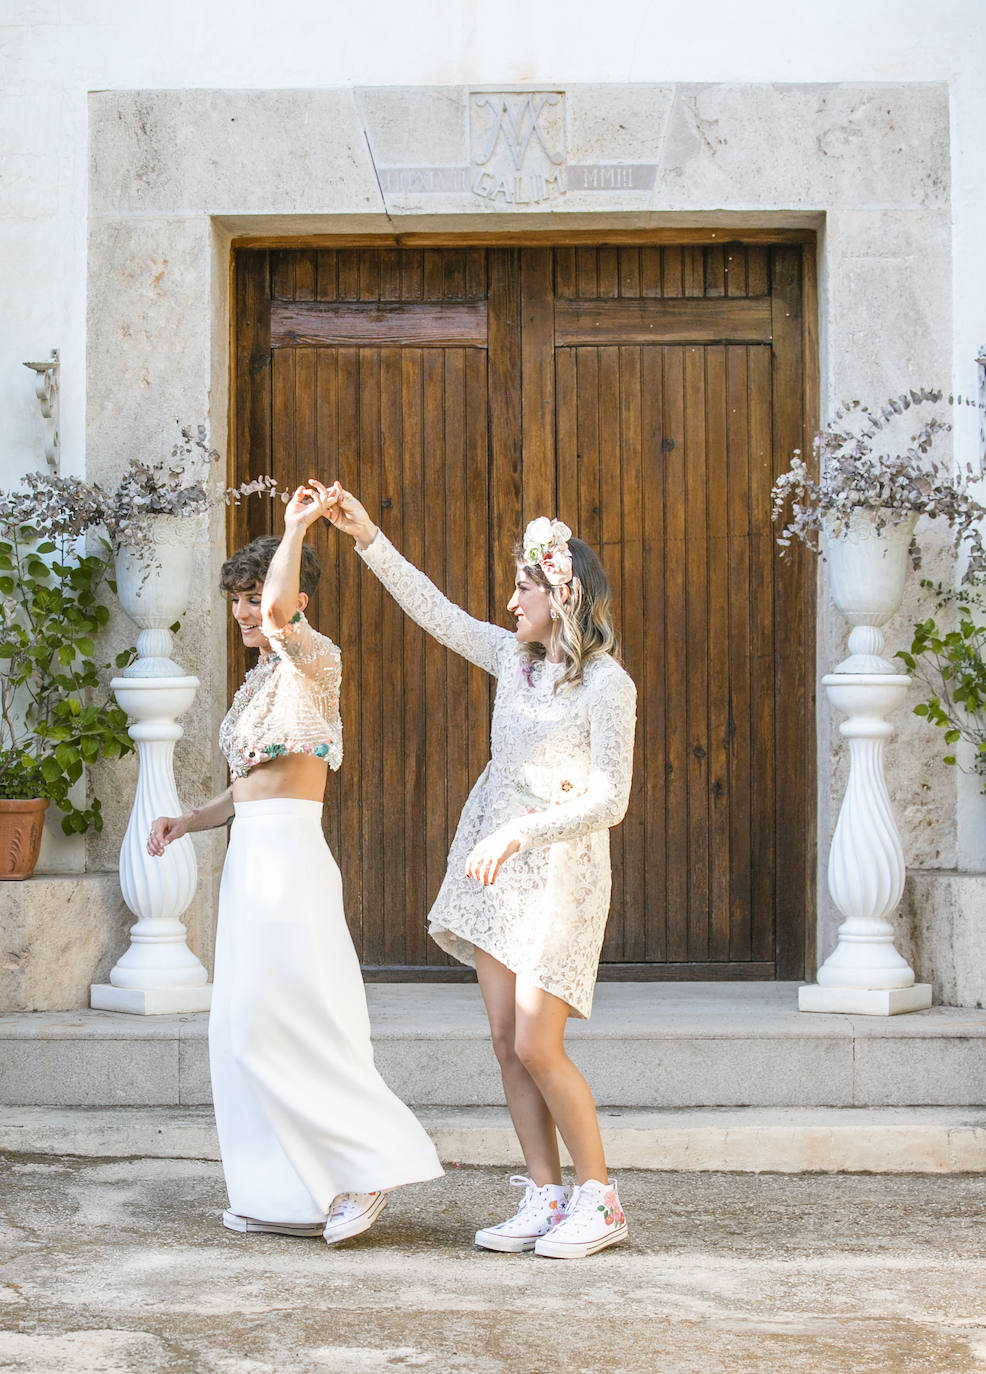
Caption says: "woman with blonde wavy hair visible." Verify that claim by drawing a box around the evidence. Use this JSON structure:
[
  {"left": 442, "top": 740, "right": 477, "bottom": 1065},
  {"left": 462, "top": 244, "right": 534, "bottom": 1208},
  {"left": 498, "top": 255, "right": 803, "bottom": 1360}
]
[{"left": 327, "top": 486, "right": 637, "bottom": 1261}]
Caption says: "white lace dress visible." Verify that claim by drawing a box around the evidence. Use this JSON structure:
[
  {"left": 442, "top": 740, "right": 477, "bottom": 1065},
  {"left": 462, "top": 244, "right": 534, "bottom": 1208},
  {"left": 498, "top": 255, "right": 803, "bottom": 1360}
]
[{"left": 358, "top": 532, "right": 637, "bottom": 1019}]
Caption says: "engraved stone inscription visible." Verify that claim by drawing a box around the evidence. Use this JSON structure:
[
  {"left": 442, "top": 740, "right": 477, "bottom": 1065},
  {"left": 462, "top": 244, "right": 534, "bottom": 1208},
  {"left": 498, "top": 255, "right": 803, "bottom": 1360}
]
[
  {"left": 377, "top": 167, "right": 472, "bottom": 194},
  {"left": 469, "top": 91, "right": 566, "bottom": 205},
  {"left": 568, "top": 164, "right": 659, "bottom": 191}
]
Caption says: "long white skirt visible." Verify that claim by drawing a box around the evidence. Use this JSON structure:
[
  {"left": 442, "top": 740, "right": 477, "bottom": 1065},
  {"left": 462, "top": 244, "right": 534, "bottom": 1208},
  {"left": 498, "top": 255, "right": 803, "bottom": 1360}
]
[{"left": 209, "top": 798, "right": 444, "bottom": 1224}]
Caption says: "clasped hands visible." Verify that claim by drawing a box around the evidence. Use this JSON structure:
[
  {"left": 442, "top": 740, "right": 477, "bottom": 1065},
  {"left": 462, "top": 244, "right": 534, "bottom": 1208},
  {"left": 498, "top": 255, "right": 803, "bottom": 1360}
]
[{"left": 243, "top": 476, "right": 521, "bottom": 885}]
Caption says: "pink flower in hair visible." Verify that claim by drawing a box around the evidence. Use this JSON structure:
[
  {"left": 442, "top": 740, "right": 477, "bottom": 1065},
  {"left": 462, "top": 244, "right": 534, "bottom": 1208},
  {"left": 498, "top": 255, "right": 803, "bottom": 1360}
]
[
  {"left": 523, "top": 517, "right": 573, "bottom": 586},
  {"left": 539, "top": 549, "right": 573, "bottom": 586}
]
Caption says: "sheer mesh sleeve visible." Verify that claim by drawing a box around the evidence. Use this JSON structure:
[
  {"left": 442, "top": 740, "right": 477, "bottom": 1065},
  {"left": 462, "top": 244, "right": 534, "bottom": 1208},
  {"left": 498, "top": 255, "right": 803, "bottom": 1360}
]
[
  {"left": 503, "top": 666, "right": 636, "bottom": 852},
  {"left": 267, "top": 611, "right": 341, "bottom": 685},
  {"left": 221, "top": 612, "right": 343, "bottom": 776},
  {"left": 358, "top": 530, "right": 512, "bottom": 678}
]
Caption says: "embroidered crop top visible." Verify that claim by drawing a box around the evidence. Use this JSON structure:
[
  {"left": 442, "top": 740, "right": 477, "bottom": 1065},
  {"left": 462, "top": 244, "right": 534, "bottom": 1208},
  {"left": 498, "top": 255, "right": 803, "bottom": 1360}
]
[{"left": 218, "top": 611, "right": 343, "bottom": 780}]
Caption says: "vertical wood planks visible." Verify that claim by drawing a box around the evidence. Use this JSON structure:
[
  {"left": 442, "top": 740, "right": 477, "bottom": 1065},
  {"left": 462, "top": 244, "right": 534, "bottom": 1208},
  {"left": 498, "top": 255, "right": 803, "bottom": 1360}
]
[
  {"left": 520, "top": 249, "right": 556, "bottom": 522},
  {"left": 705, "top": 344, "right": 731, "bottom": 962},
  {"left": 488, "top": 249, "right": 523, "bottom": 618},
  {"left": 232, "top": 238, "right": 814, "bottom": 979}
]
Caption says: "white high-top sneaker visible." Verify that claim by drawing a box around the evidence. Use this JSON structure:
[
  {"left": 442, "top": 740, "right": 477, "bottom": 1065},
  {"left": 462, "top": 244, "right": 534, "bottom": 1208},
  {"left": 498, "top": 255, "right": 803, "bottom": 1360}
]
[
  {"left": 533, "top": 1178, "right": 627, "bottom": 1259},
  {"left": 475, "top": 1175, "right": 570, "bottom": 1253},
  {"left": 322, "top": 1192, "right": 387, "bottom": 1246}
]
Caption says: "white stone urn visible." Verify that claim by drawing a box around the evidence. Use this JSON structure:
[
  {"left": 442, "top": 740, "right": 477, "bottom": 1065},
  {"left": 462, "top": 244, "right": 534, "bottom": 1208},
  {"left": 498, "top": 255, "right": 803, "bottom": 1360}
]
[
  {"left": 114, "top": 513, "right": 198, "bottom": 676},
  {"left": 823, "top": 507, "right": 918, "bottom": 673}
]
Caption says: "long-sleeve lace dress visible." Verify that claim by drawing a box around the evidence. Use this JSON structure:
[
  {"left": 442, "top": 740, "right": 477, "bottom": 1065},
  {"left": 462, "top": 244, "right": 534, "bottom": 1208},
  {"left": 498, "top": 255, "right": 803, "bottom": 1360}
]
[{"left": 359, "top": 532, "right": 637, "bottom": 1019}]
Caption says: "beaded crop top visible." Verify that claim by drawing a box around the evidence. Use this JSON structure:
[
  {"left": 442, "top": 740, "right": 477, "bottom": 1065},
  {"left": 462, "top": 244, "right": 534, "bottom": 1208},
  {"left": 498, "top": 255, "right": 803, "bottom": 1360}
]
[{"left": 219, "top": 611, "right": 343, "bottom": 780}]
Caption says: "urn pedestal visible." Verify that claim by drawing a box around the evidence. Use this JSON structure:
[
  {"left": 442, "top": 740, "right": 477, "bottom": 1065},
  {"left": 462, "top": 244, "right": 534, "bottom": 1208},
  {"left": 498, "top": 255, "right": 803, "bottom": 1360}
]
[
  {"left": 800, "top": 509, "right": 931, "bottom": 1016},
  {"left": 91, "top": 518, "right": 212, "bottom": 1015}
]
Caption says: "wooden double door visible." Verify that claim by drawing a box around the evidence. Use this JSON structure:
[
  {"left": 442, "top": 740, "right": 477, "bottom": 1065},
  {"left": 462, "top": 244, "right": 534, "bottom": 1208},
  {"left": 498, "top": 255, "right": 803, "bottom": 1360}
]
[{"left": 231, "top": 239, "right": 815, "bottom": 979}]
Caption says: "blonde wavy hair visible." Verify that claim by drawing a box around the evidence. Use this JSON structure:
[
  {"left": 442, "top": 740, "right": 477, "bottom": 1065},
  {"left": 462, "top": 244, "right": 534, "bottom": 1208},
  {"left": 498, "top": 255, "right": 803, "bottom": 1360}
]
[{"left": 513, "top": 535, "right": 619, "bottom": 689}]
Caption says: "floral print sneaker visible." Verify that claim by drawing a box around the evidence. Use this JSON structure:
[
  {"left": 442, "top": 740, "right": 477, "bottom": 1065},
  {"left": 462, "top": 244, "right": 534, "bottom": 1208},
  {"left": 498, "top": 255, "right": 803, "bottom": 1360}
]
[
  {"left": 322, "top": 1191, "right": 387, "bottom": 1246},
  {"left": 475, "top": 1175, "right": 570, "bottom": 1253},
  {"left": 533, "top": 1178, "right": 627, "bottom": 1259}
]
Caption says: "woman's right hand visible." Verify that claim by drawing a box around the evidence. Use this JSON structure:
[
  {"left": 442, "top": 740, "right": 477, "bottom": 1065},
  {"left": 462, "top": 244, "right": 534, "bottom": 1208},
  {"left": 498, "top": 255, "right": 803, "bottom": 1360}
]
[
  {"left": 147, "top": 814, "right": 189, "bottom": 857},
  {"left": 324, "top": 482, "right": 378, "bottom": 551}
]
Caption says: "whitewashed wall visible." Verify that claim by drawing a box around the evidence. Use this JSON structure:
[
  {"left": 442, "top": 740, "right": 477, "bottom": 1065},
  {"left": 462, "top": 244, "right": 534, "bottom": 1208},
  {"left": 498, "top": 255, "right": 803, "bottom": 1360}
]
[
  {"left": 3, "top": 0, "right": 982, "bottom": 482},
  {"left": 1, "top": 0, "right": 984, "bottom": 982}
]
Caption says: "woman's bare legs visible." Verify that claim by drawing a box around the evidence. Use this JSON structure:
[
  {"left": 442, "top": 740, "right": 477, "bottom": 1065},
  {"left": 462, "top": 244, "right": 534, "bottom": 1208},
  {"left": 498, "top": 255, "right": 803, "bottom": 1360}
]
[
  {"left": 474, "top": 948, "right": 608, "bottom": 1186},
  {"left": 474, "top": 949, "right": 562, "bottom": 1185}
]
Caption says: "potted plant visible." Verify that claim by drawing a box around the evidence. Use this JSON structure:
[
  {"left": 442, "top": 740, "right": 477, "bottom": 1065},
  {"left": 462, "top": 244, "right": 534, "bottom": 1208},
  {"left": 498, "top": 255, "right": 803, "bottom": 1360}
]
[
  {"left": 0, "top": 477, "right": 136, "bottom": 876},
  {"left": 771, "top": 389, "right": 986, "bottom": 670},
  {"left": 773, "top": 389, "right": 986, "bottom": 566},
  {"left": 0, "top": 424, "right": 279, "bottom": 876}
]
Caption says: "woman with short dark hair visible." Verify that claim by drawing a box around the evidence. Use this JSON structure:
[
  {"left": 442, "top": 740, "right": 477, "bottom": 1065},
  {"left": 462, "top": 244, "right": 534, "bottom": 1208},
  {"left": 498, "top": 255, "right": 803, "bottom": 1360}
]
[{"left": 148, "top": 480, "right": 442, "bottom": 1244}]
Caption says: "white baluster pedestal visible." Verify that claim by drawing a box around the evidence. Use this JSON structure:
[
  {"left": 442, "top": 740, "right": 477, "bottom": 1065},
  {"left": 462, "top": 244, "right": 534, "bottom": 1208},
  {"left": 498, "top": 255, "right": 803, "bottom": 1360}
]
[
  {"left": 90, "top": 675, "right": 212, "bottom": 1015},
  {"left": 799, "top": 673, "right": 931, "bottom": 1016}
]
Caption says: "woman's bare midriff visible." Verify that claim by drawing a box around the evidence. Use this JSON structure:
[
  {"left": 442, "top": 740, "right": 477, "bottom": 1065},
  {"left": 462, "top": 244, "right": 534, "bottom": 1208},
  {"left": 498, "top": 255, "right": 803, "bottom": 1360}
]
[{"left": 231, "top": 753, "right": 329, "bottom": 804}]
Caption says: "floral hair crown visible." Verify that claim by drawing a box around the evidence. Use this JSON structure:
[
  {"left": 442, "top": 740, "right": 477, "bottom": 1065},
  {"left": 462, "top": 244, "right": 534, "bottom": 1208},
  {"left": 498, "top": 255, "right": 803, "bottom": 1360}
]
[{"left": 523, "top": 517, "right": 574, "bottom": 587}]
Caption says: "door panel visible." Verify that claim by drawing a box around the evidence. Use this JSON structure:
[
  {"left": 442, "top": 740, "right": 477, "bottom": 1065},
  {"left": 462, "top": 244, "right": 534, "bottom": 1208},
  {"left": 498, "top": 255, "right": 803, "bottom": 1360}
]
[{"left": 231, "top": 241, "right": 814, "bottom": 978}]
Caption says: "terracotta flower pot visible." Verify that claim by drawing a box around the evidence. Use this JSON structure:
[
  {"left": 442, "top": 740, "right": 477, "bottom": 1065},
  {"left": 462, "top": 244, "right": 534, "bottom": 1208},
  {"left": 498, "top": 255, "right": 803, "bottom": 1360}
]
[{"left": 0, "top": 798, "right": 50, "bottom": 880}]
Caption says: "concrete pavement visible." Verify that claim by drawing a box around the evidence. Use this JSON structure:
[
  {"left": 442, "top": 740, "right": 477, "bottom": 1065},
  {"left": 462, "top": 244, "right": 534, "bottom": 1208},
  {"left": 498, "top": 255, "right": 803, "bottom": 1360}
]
[{"left": 0, "top": 1156, "right": 984, "bottom": 1373}]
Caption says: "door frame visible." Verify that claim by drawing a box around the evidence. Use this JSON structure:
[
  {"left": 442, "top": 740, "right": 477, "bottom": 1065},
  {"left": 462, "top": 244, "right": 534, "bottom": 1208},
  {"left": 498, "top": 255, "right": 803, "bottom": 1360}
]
[{"left": 228, "top": 229, "right": 820, "bottom": 981}]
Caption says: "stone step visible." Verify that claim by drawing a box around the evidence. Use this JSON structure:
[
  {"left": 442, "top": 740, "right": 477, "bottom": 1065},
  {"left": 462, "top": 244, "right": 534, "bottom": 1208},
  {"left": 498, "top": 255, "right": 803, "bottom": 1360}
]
[
  {"left": 2, "top": 1104, "right": 984, "bottom": 1173},
  {"left": 2, "top": 983, "right": 985, "bottom": 1109}
]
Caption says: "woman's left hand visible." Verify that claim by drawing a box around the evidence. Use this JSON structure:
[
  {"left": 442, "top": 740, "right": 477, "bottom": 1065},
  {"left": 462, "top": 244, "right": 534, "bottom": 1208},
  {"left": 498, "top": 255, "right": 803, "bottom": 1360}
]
[
  {"left": 465, "top": 832, "right": 521, "bottom": 886},
  {"left": 284, "top": 479, "right": 337, "bottom": 533}
]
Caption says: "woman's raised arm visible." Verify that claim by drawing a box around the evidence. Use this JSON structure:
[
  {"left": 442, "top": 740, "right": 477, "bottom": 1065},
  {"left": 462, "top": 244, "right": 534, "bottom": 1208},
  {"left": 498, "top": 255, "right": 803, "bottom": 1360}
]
[{"left": 325, "top": 484, "right": 512, "bottom": 678}]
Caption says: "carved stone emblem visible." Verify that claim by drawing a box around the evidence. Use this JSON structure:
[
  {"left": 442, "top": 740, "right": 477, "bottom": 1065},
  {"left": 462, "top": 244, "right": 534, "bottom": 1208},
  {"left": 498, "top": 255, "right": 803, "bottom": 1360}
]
[{"left": 469, "top": 91, "right": 566, "bottom": 205}]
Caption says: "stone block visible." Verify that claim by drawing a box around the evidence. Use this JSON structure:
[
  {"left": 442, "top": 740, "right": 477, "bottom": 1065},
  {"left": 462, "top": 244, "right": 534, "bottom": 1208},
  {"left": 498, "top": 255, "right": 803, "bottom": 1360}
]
[
  {"left": 90, "top": 984, "right": 212, "bottom": 1015},
  {"left": 89, "top": 90, "right": 383, "bottom": 217},
  {"left": 178, "top": 1023, "right": 213, "bottom": 1107},
  {"left": 357, "top": 86, "right": 468, "bottom": 167},
  {"left": 373, "top": 1036, "right": 503, "bottom": 1107},
  {"left": 852, "top": 1032, "right": 986, "bottom": 1106},
  {"left": 6, "top": 1104, "right": 986, "bottom": 1173},
  {"left": 799, "top": 985, "right": 932, "bottom": 1016},
  {"left": 569, "top": 1034, "right": 855, "bottom": 1108},
  {"left": 1, "top": 1035, "right": 179, "bottom": 1107},
  {"left": 653, "top": 83, "right": 948, "bottom": 212},
  {"left": 0, "top": 876, "right": 132, "bottom": 1012},
  {"left": 901, "top": 871, "right": 986, "bottom": 1007}
]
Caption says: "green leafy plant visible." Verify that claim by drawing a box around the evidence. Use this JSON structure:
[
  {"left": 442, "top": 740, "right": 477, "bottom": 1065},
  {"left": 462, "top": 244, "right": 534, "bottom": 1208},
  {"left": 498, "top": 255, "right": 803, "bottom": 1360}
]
[
  {"left": 897, "top": 579, "right": 986, "bottom": 788},
  {"left": 0, "top": 513, "right": 136, "bottom": 833}
]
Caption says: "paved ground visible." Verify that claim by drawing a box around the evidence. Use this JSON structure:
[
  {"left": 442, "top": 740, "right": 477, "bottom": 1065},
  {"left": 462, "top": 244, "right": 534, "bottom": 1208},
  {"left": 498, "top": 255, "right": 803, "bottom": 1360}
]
[{"left": 0, "top": 1157, "right": 984, "bottom": 1374}]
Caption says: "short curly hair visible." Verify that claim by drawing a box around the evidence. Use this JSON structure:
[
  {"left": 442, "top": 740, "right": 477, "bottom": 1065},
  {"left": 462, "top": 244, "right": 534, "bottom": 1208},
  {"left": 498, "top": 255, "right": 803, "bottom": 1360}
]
[{"left": 220, "top": 536, "right": 321, "bottom": 599}]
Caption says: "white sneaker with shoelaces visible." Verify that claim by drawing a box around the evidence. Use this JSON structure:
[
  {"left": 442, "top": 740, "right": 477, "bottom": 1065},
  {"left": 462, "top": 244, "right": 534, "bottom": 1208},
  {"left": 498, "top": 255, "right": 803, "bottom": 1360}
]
[
  {"left": 322, "top": 1191, "right": 387, "bottom": 1245},
  {"left": 474, "top": 1175, "right": 570, "bottom": 1253},
  {"left": 533, "top": 1178, "right": 627, "bottom": 1259}
]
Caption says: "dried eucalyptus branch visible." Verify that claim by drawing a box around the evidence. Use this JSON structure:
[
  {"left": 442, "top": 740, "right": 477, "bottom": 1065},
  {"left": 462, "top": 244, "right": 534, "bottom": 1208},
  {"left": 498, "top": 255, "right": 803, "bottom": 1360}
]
[{"left": 771, "top": 390, "right": 986, "bottom": 583}]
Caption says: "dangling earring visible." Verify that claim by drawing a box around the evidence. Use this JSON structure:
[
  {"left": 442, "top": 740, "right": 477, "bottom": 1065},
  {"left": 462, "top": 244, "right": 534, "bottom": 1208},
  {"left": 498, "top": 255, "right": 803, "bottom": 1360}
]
[{"left": 550, "top": 608, "right": 558, "bottom": 621}]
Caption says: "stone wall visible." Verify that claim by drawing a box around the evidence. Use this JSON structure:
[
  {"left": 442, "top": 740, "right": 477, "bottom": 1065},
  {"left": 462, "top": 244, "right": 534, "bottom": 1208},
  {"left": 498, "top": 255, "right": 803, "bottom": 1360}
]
[{"left": 84, "top": 82, "right": 953, "bottom": 982}]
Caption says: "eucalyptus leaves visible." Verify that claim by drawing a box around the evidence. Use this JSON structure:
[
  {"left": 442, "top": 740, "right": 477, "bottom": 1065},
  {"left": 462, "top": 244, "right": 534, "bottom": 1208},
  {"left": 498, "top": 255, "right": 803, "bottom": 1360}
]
[
  {"left": 771, "top": 389, "right": 986, "bottom": 581},
  {"left": 98, "top": 423, "right": 280, "bottom": 558}
]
